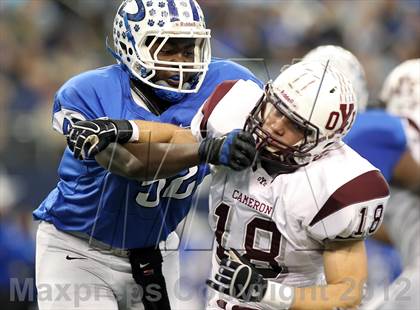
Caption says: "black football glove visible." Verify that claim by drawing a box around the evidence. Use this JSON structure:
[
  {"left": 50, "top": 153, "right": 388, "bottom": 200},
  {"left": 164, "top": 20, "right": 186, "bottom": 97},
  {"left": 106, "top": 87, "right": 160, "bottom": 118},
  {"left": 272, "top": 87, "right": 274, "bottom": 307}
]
[
  {"left": 206, "top": 249, "right": 267, "bottom": 303},
  {"left": 67, "top": 119, "right": 133, "bottom": 160},
  {"left": 198, "top": 129, "right": 257, "bottom": 171}
]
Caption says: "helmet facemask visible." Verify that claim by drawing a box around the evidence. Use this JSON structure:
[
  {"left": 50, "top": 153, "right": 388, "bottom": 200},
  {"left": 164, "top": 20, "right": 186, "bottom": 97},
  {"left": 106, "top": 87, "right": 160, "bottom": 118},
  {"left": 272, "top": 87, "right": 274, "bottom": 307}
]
[
  {"left": 244, "top": 82, "right": 320, "bottom": 172},
  {"left": 135, "top": 32, "right": 211, "bottom": 93}
]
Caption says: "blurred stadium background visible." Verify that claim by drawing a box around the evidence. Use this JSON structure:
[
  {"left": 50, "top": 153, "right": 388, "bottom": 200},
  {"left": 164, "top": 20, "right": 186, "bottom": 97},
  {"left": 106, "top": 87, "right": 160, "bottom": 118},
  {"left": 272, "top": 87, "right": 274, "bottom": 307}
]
[{"left": 1, "top": 0, "right": 419, "bottom": 309}]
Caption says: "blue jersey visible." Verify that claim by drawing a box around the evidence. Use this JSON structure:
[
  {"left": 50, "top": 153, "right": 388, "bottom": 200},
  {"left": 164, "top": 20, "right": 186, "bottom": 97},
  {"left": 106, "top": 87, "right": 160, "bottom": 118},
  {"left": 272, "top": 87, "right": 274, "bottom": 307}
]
[
  {"left": 344, "top": 109, "right": 407, "bottom": 182},
  {"left": 33, "top": 59, "right": 262, "bottom": 249}
]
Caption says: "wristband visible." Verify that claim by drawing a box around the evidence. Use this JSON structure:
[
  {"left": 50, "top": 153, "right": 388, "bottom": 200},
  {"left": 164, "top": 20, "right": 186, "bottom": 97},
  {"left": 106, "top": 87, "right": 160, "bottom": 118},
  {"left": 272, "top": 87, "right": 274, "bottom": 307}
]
[
  {"left": 109, "top": 119, "right": 133, "bottom": 143},
  {"left": 261, "top": 280, "right": 294, "bottom": 309},
  {"left": 198, "top": 137, "right": 224, "bottom": 164},
  {"left": 128, "top": 120, "right": 139, "bottom": 142}
]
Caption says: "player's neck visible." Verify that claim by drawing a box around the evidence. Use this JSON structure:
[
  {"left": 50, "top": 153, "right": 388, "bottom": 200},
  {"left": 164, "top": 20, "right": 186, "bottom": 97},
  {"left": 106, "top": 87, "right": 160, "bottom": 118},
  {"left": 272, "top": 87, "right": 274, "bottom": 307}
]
[
  {"left": 260, "top": 158, "right": 299, "bottom": 177},
  {"left": 130, "top": 79, "right": 172, "bottom": 115}
]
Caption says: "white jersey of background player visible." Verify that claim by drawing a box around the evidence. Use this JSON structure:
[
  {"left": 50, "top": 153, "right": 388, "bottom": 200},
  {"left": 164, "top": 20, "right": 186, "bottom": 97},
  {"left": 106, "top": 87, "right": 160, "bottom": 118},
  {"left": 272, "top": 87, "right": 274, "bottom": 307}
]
[
  {"left": 191, "top": 61, "right": 390, "bottom": 309},
  {"left": 359, "top": 59, "right": 420, "bottom": 310},
  {"left": 383, "top": 59, "right": 420, "bottom": 165},
  {"left": 304, "top": 45, "right": 420, "bottom": 310},
  {"left": 378, "top": 59, "right": 420, "bottom": 262}
]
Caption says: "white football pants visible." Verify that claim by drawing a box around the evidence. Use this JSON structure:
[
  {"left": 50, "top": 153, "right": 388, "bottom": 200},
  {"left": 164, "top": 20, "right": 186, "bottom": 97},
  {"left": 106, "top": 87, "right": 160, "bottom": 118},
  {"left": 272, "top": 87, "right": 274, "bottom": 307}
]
[{"left": 35, "top": 221, "right": 181, "bottom": 310}]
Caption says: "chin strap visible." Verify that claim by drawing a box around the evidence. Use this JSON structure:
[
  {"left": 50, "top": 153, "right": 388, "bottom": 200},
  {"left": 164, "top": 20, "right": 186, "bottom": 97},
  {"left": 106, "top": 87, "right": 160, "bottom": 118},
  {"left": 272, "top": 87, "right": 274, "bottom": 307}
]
[
  {"left": 153, "top": 89, "right": 186, "bottom": 103},
  {"left": 260, "top": 154, "right": 300, "bottom": 176},
  {"left": 152, "top": 81, "right": 188, "bottom": 103},
  {"left": 106, "top": 37, "right": 125, "bottom": 67},
  {"left": 130, "top": 80, "right": 163, "bottom": 115}
]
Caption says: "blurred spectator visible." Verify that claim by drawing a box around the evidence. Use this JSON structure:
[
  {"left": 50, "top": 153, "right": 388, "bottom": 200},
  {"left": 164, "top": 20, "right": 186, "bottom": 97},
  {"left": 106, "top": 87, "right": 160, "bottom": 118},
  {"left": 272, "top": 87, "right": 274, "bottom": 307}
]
[{"left": 0, "top": 167, "right": 35, "bottom": 310}]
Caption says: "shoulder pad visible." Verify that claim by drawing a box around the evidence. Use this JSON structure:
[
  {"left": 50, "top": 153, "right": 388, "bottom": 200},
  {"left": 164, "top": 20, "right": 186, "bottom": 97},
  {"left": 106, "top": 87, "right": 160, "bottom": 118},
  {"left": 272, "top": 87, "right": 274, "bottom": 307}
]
[
  {"left": 191, "top": 79, "right": 263, "bottom": 140},
  {"left": 306, "top": 170, "right": 389, "bottom": 241}
]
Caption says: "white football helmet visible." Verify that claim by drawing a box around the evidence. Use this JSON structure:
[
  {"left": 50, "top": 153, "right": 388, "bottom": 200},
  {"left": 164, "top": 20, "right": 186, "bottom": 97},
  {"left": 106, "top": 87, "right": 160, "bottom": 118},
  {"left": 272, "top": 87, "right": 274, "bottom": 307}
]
[
  {"left": 380, "top": 59, "right": 420, "bottom": 129},
  {"left": 111, "top": 0, "right": 211, "bottom": 93},
  {"left": 245, "top": 60, "right": 357, "bottom": 171},
  {"left": 304, "top": 45, "right": 368, "bottom": 111}
]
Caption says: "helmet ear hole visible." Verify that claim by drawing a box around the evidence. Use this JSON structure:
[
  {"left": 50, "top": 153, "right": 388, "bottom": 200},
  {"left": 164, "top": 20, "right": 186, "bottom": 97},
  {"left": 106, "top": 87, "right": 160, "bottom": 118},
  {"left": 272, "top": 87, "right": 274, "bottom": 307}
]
[{"left": 119, "top": 42, "right": 128, "bottom": 54}]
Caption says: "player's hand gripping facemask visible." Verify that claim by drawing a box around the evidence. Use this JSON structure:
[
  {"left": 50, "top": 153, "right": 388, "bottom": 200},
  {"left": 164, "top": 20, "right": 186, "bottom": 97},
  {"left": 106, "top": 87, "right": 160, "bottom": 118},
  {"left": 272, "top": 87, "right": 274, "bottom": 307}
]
[{"left": 199, "top": 129, "right": 257, "bottom": 171}]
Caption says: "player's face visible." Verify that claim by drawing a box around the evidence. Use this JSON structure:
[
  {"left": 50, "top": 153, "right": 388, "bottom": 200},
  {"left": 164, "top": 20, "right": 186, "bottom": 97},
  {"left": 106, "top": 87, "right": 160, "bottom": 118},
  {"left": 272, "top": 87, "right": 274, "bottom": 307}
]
[
  {"left": 149, "top": 38, "right": 196, "bottom": 87},
  {"left": 261, "top": 102, "right": 305, "bottom": 151}
]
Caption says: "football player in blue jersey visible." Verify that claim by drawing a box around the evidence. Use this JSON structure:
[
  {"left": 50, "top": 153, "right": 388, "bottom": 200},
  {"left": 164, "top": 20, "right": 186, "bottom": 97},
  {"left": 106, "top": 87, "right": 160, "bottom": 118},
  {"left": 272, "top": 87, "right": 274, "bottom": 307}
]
[
  {"left": 346, "top": 59, "right": 420, "bottom": 192},
  {"left": 33, "top": 1, "right": 261, "bottom": 309}
]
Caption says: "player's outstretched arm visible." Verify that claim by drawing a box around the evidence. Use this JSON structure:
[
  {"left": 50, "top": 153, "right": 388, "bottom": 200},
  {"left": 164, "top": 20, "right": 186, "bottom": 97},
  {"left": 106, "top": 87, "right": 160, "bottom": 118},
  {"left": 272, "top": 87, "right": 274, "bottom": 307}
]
[
  {"left": 208, "top": 241, "right": 367, "bottom": 310},
  {"left": 95, "top": 142, "right": 201, "bottom": 181},
  {"left": 95, "top": 129, "right": 257, "bottom": 181},
  {"left": 67, "top": 119, "right": 196, "bottom": 160},
  {"left": 132, "top": 120, "right": 197, "bottom": 144}
]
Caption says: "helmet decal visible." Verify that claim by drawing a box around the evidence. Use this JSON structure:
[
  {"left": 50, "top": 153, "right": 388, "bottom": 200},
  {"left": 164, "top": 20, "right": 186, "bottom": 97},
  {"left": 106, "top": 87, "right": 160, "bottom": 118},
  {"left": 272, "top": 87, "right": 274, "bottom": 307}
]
[{"left": 118, "top": 0, "right": 146, "bottom": 22}]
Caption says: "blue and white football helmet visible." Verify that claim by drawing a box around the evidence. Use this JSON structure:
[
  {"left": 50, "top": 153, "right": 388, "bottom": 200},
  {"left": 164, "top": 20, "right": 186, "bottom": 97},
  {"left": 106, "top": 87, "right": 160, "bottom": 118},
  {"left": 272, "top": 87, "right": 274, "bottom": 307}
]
[{"left": 112, "top": 0, "right": 211, "bottom": 95}]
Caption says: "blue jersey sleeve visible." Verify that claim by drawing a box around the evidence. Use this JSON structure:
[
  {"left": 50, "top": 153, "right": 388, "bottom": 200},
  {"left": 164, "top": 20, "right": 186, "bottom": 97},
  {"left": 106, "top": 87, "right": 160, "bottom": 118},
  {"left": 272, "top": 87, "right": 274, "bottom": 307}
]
[
  {"left": 51, "top": 66, "right": 128, "bottom": 135},
  {"left": 51, "top": 77, "right": 99, "bottom": 135},
  {"left": 344, "top": 110, "right": 407, "bottom": 182}
]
